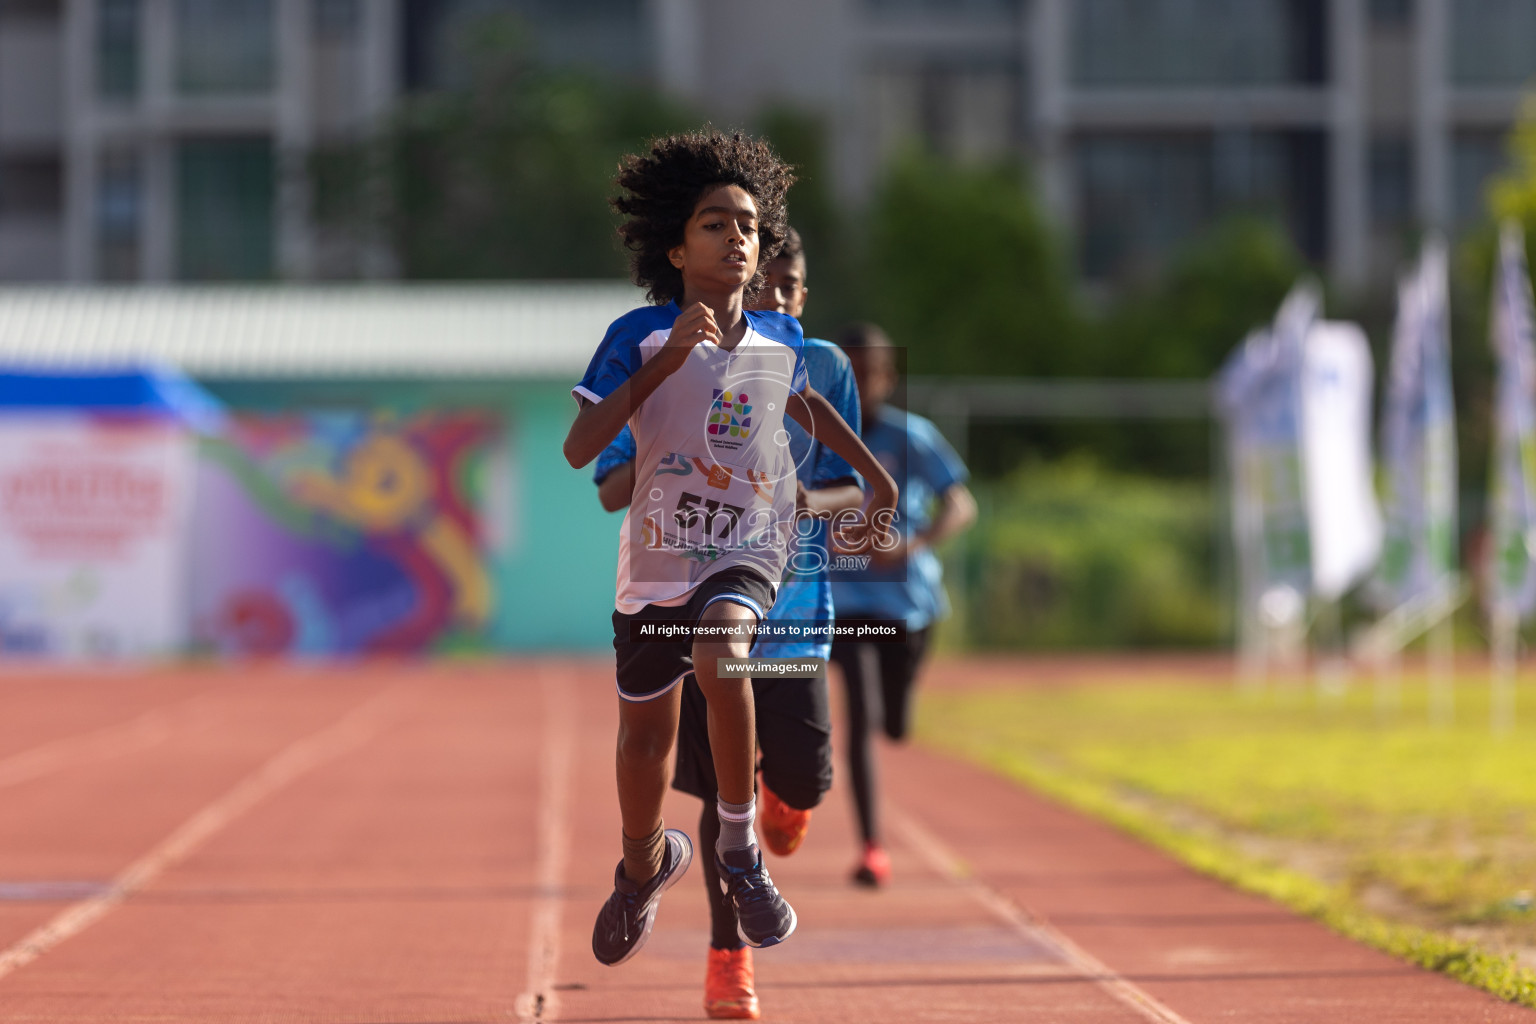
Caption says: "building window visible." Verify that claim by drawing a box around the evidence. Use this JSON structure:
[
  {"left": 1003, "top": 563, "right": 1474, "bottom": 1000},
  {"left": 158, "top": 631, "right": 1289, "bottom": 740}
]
[
  {"left": 0, "top": 156, "right": 63, "bottom": 218},
  {"left": 1369, "top": 0, "right": 1412, "bottom": 27},
  {"left": 1369, "top": 136, "right": 1413, "bottom": 227},
  {"left": 1077, "top": 129, "right": 1326, "bottom": 279},
  {"left": 313, "top": 0, "right": 358, "bottom": 40},
  {"left": 96, "top": 0, "right": 139, "bottom": 100},
  {"left": 867, "top": 59, "right": 1023, "bottom": 163},
  {"left": 403, "top": 0, "right": 650, "bottom": 91},
  {"left": 1073, "top": 0, "right": 1327, "bottom": 87},
  {"left": 0, "top": 1, "right": 61, "bottom": 21},
  {"left": 176, "top": 138, "right": 274, "bottom": 280},
  {"left": 175, "top": 0, "right": 274, "bottom": 95},
  {"left": 864, "top": 0, "right": 1022, "bottom": 15},
  {"left": 1452, "top": 130, "right": 1506, "bottom": 225},
  {"left": 1451, "top": 1, "right": 1536, "bottom": 85},
  {"left": 97, "top": 147, "right": 140, "bottom": 281}
]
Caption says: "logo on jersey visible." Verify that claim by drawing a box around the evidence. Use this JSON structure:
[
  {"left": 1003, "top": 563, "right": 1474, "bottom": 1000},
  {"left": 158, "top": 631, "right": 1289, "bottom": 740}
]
[{"left": 708, "top": 390, "right": 752, "bottom": 439}]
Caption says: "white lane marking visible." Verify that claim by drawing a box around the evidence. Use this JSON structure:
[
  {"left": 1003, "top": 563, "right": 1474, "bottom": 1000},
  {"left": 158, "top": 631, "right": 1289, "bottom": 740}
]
[
  {"left": 0, "top": 694, "right": 222, "bottom": 790},
  {"left": 888, "top": 804, "right": 1197, "bottom": 1024},
  {"left": 0, "top": 682, "right": 406, "bottom": 982},
  {"left": 515, "top": 669, "right": 574, "bottom": 1023}
]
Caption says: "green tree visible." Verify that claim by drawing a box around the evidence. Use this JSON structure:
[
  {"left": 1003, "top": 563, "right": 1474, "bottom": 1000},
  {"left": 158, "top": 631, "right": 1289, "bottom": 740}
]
[
  {"left": 1098, "top": 217, "right": 1304, "bottom": 379},
  {"left": 862, "top": 151, "right": 1083, "bottom": 376},
  {"left": 314, "top": 17, "right": 697, "bottom": 279},
  {"left": 752, "top": 106, "right": 865, "bottom": 340}
]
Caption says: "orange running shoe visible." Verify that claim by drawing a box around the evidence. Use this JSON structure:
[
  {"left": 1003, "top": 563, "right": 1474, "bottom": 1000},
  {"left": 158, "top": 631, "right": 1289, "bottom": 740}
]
[
  {"left": 758, "top": 776, "right": 811, "bottom": 856},
  {"left": 852, "top": 840, "right": 891, "bottom": 887},
  {"left": 704, "top": 946, "right": 760, "bottom": 1020}
]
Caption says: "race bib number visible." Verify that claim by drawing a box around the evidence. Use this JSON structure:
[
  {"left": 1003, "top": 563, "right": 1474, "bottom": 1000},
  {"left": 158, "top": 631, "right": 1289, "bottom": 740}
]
[{"left": 637, "top": 452, "right": 780, "bottom": 564}]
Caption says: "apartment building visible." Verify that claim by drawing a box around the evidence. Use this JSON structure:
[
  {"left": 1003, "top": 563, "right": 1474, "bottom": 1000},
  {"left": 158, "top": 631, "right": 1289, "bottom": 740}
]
[
  {"left": 1, "top": 0, "right": 1533, "bottom": 285},
  {"left": 665, "top": 0, "right": 1536, "bottom": 285}
]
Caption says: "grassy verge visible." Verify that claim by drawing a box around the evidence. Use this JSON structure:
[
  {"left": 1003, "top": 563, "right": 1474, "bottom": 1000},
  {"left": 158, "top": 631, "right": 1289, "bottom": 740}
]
[{"left": 917, "top": 670, "right": 1536, "bottom": 1008}]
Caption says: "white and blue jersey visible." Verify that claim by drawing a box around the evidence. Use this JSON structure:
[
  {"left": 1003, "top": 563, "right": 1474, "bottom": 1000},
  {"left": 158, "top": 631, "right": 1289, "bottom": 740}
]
[
  {"left": 595, "top": 337, "right": 860, "bottom": 658},
  {"left": 575, "top": 302, "right": 809, "bottom": 614},
  {"left": 831, "top": 406, "right": 968, "bottom": 631}
]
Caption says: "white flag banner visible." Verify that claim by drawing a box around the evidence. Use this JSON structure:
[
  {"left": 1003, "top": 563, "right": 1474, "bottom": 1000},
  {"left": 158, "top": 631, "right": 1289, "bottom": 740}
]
[
  {"left": 1376, "top": 239, "right": 1458, "bottom": 609},
  {"left": 1217, "top": 284, "right": 1319, "bottom": 616},
  {"left": 1301, "top": 321, "right": 1382, "bottom": 601},
  {"left": 1488, "top": 223, "right": 1536, "bottom": 620}
]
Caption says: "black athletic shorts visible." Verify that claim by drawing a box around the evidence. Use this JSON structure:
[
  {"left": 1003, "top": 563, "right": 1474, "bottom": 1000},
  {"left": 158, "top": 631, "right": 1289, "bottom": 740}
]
[
  {"left": 610, "top": 566, "right": 776, "bottom": 702},
  {"left": 672, "top": 666, "right": 834, "bottom": 809}
]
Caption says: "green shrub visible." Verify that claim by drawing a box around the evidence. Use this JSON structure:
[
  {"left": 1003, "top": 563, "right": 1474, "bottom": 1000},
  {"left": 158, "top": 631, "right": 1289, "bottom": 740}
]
[{"left": 959, "top": 459, "right": 1224, "bottom": 648}]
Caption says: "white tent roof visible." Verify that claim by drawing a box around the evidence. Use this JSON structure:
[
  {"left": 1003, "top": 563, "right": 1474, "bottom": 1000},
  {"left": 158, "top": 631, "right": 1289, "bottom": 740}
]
[{"left": 0, "top": 282, "right": 647, "bottom": 378}]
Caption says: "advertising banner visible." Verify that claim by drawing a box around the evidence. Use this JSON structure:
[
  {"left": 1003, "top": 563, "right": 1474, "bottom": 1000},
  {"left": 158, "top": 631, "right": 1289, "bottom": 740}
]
[
  {"left": 1216, "top": 285, "right": 1318, "bottom": 615},
  {"left": 1488, "top": 224, "right": 1536, "bottom": 621},
  {"left": 1376, "top": 240, "right": 1458, "bottom": 609},
  {"left": 0, "top": 415, "right": 194, "bottom": 657},
  {"left": 1300, "top": 321, "right": 1382, "bottom": 601},
  {"left": 190, "top": 411, "right": 502, "bottom": 655}
]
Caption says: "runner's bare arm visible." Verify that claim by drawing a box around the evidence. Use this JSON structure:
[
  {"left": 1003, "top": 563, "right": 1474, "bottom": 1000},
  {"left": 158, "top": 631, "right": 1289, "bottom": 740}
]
[
  {"left": 597, "top": 462, "right": 636, "bottom": 513},
  {"left": 563, "top": 304, "right": 722, "bottom": 469},
  {"left": 785, "top": 387, "right": 898, "bottom": 545},
  {"left": 922, "top": 484, "right": 977, "bottom": 547},
  {"left": 798, "top": 479, "right": 863, "bottom": 518}
]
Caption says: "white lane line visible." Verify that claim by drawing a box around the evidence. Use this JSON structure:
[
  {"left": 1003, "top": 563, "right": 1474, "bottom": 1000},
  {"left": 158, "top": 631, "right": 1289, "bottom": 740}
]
[
  {"left": 888, "top": 804, "right": 1197, "bottom": 1024},
  {"left": 515, "top": 668, "right": 575, "bottom": 1023},
  {"left": 0, "top": 694, "right": 221, "bottom": 790},
  {"left": 0, "top": 682, "right": 407, "bottom": 982}
]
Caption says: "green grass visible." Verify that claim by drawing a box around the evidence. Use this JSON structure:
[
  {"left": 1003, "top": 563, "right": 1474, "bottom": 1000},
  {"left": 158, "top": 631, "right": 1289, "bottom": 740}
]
[{"left": 917, "top": 670, "right": 1536, "bottom": 1008}]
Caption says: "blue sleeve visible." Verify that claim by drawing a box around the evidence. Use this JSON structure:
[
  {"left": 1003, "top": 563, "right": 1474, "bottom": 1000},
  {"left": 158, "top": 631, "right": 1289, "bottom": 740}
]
[
  {"left": 593, "top": 426, "right": 637, "bottom": 485},
  {"left": 573, "top": 310, "right": 649, "bottom": 407},
  {"left": 808, "top": 344, "right": 860, "bottom": 488},
  {"left": 746, "top": 310, "right": 808, "bottom": 394},
  {"left": 909, "top": 415, "right": 968, "bottom": 494}
]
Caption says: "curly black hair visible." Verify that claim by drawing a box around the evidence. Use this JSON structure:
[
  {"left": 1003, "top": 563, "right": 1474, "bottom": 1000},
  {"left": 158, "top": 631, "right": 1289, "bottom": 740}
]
[
  {"left": 774, "top": 226, "right": 804, "bottom": 265},
  {"left": 612, "top": 128, "right": 795, "bottom": 305}
]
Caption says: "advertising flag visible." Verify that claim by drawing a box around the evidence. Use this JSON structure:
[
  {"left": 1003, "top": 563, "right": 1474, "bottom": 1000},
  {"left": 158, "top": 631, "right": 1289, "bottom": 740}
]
[
  {"left": 1488, "top": 224, "right": 1536, "bottom": 620},
  {"left": 1300, "top": 320, "right": 1382, "bottom": 601},
  {"left": 1376, "top": 239, "right": 1458, "bottom": 609},
  {"left": 1217, "top": 284, "right": 1319, "bottom": 617}
]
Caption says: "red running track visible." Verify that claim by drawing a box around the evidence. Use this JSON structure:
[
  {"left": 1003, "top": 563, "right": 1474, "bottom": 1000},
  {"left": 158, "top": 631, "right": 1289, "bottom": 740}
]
[{"left": 0, "top": 658, "right": 1523, "bottom": 1023}]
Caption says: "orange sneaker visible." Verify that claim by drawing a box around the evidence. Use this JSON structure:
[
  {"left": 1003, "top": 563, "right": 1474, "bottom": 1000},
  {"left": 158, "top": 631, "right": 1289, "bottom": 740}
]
[
  {"left": 704, "top": 946, "right": 760, "bottom": 1020},
  {"left": 758, "top": 777, "right": 811, "bottom": 856},
  {"left": 852, "top": 840, "right": 891, "bottom": 887}
]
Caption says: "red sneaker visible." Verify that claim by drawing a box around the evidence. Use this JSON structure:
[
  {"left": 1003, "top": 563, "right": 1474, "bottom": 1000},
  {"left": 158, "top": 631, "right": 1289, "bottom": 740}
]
[
  {"left": 758, "top": 777, "right": 811, "bottom": 857},
  {"left": 852, "top": 840, "right": 891, "bottom": 887},
  {"left": 704, "top": 946, "right": 760, "bottom": 1020}
]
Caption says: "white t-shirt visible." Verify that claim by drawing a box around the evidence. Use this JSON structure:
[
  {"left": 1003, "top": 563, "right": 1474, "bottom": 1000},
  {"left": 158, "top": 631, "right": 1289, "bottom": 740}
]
[{"left": 574, "top": 302, "right": 809, "bottom": 614}]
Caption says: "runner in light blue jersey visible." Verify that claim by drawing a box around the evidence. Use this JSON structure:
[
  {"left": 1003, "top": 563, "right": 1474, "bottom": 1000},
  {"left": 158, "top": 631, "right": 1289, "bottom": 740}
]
[{"left": 828, "top": 322, "right": 976, "bottom": 890}]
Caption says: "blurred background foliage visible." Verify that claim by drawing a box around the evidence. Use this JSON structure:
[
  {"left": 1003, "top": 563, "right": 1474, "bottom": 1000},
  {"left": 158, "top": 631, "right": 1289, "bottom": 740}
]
[{"left": 960, "top": 459, "right": 1225, "bottom": 650}]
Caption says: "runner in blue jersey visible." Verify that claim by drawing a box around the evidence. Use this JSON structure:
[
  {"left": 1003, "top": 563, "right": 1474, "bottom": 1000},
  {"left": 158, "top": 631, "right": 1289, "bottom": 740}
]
[
  {"left": 593, "top": 228, "right": 862, "bottom": 1020},
  {"left": 829, "top": 322, "right": 976, "bottom": 889},
  {"left": 563, "top": 130, "right": 897, "bottom": 975}
]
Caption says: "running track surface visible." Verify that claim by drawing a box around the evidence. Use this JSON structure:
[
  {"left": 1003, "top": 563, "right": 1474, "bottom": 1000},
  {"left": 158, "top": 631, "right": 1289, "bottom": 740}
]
[{"left": 0, "top": 658, "right": 1525, "bottom": 1023}]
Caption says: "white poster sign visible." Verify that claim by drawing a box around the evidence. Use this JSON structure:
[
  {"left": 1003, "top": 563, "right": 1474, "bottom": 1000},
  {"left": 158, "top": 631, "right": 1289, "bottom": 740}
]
[
  {"left": 0, "top": 416, "right": 193, "bottom": 657},
  {"left": 1301, "top": 321, "right": 1382, "bottom": 601}
]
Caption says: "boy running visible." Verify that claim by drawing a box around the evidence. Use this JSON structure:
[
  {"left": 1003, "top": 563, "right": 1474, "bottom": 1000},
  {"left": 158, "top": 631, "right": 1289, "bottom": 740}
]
[
  {"left": 563, "top": 130, "right": 897, "bottom": 967},
  {"left": 592, "top": 227, "right": 862, "bottom": 1018},
  {"left": 829, "top": 323, "right": 976, "bottom": 887}
]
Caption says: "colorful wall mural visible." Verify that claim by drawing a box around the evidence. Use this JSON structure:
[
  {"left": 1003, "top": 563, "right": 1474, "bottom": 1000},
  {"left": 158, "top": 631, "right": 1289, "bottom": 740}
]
[{"left": 191, "top": 411, "right": 501, "bottom": 656}]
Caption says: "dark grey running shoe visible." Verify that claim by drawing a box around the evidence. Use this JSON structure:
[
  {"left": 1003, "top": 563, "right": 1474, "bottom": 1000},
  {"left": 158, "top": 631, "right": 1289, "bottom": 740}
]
[
  {"left": 716, "top": 844, "right": 797, "bottom": 948},
  {"left": 592, "top": 828, "right": 693, "bottom": 966}
]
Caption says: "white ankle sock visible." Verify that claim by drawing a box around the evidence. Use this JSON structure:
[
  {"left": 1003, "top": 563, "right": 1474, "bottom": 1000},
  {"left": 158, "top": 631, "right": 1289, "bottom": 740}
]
[{"left": 716, "top": 797, "right": 755, "bottom": 855}]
